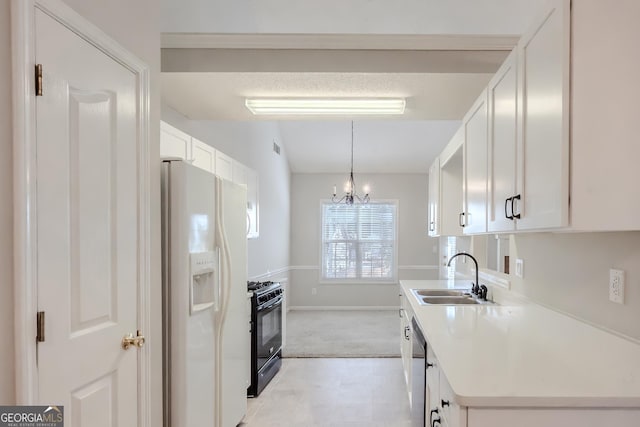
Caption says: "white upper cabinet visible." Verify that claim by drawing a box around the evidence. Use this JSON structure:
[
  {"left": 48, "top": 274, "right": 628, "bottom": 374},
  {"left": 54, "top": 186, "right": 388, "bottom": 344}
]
[
  {"left": 487, "top": 50, "right": 518, "bottom": 233},
  {"left": 232, "top": 160, "right": 260, "bottom": 239},
  {"left": 191, "top": 137, "right": 216, "bottom": 174},
  {"left": 245, "top": 168, "right": 259, "bottom": 239},
  {"left": 160, "top": 121, "right": 192, "bottom": 161},
  {"left": 427, "top": 157, "right": 440, "bottom": 237},
  {"left": 515, "top": 0, "right": 570, "bottom": 230},
  {"left": 160, "top": 122, "right": 260, "bottom": 234},
  {"left": 439, "top": 127, "right": 465, "bottom": 237},
  {"left": 463, "top": 89, "right": 489, "bottom": 235},
  {"left": 215, "top": 151, "right": 233, "bottom": 181},
  {"left": 569, "top": 0, "right": 640, "bottom": 231}
]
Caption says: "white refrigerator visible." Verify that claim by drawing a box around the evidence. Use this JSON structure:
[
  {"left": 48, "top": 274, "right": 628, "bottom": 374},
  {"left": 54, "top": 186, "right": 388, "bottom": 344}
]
[{"left": 161, "top": 160, "right": 249, "bottom": 427}]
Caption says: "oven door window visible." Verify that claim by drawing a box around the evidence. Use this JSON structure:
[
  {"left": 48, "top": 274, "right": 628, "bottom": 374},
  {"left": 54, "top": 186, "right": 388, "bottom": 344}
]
[{"left": 256, "top": 301, "right": 282, "bottom": 368}]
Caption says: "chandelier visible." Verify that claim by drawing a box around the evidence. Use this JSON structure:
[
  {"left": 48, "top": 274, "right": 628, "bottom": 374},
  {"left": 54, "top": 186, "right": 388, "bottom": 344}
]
[{"left": 332, "top": 121, "right": 370, "bottom": 205}]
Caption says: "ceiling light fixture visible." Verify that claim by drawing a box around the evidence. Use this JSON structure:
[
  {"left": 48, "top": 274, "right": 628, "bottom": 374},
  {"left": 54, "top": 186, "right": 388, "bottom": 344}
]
[
  {"left": 332, "top": 121, "right": 370, "bottom": 205},
  {"left": 245, "top": 98, "right": 406, "bottom": 115}
]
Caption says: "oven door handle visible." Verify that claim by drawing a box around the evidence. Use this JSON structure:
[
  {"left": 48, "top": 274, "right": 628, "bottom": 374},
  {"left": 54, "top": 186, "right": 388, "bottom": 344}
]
[{"left": 258, "top": 295, "right": 283, "bottom": 311}]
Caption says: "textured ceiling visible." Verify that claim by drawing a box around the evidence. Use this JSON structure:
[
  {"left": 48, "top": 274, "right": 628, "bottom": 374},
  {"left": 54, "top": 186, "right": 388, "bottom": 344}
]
[
  {"left": 279, "top": 120, "right": 461, "bottom": 173},
  {"left": 161, "top": 72, "right": 493, "bottom": 121},
  {"left": 160, "top": 44, "right": 502, "bottom": 173}
]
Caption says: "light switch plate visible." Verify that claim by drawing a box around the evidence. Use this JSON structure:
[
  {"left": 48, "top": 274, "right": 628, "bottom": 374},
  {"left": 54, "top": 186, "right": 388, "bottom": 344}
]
[
  {"left": 609, "top": 269, "right": 625, "bottom": 304},
  {"left": 515, "top": 259, "right": 524, "bottom": 278}
]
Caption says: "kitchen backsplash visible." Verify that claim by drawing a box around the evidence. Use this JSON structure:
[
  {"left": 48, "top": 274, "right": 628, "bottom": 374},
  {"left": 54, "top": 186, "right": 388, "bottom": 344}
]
[{"left": 445, "top": 232, "right": 640, "bottom": 341}]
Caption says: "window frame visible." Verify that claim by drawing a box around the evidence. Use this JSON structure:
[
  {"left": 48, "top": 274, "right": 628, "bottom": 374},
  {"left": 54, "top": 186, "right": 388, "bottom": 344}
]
[{"left": 319, "top": 199, "right": 399, "bottom": 284}]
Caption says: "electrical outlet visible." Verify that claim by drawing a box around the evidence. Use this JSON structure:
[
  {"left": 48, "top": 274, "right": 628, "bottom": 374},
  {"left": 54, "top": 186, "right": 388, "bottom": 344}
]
[
  {"left": 311, "top": 287, "right": 317, "bottom": 296},
  {"left": 609, "top": 269, "right": 625, "bottom": 304},
  {"left": 515, "top": 259, "right": 524, "bottom": 278}
]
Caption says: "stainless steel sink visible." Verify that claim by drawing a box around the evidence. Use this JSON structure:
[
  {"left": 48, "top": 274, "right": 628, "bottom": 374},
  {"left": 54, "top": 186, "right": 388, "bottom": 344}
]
[
  {"left": 420, "top": 296, "right": 480, "bottom": 305},
  {"left": 410, "top": 288, "right": 495, "bottom": 306},
  {"left": 413, "top": 289, "right": 471, "bottom": 297}
]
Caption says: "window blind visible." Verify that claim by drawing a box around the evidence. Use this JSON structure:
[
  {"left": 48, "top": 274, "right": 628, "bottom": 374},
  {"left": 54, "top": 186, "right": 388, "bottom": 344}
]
[{"left": 321, "top": 202, "right": 397, "bottom": 281}]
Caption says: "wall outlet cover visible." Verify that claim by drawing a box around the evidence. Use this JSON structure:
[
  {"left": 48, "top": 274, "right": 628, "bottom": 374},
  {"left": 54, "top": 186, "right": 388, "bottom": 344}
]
[
  {"left": 515, "top": 259, "right": 524, "bottom": 278},
  {"left": 609, "top": 269, "right": 625, "bottom": 304}
]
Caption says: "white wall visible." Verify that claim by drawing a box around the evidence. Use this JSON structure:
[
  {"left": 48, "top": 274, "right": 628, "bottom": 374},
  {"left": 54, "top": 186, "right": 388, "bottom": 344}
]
[
  {"left": 0, "top": 0, "right": 15, "bottom": 405},
  {"left": 161, "top": 0, "right": 546, "bottom": 36},
  {"left": 509, "top": 232, "right": 640, "bottom": 340},
  {"left": 449, "top": 232, "right": 640, "bottom": 341},
  {"left": 290, "top": 173, "right": 439, "bottom": 308},
  {"left": 161, "top": 106, "right": 291, "bottom": 280},
  {"left": 1, "top": 0, "right": 161, "bottom": 418}
]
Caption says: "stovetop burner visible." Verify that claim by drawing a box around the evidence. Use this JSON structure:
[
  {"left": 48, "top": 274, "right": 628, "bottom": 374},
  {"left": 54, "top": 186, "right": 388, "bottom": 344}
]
[
  {"left": 248, "top": 281, "right": 274, "bottom": 291},
  {"left": 247, "top": 280, "right": 281, "bottom": 293}
]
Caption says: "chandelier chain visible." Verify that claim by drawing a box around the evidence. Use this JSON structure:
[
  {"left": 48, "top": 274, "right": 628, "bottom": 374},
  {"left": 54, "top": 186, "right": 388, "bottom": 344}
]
[{"left": 331, "top": 121, "right": 370, "bottom": 205}]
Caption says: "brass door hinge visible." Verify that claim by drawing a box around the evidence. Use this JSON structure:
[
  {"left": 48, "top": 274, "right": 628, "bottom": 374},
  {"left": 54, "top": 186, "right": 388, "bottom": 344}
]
[
  {"left": 36, "top": 311, "right": 45, "bottom": 342},
  {"left": 35, "top": 64, "right": 43, "bottom": 96}
]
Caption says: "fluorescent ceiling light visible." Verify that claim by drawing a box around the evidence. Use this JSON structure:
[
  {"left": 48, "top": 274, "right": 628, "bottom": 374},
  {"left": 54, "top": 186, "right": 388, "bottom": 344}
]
[{"left": 245, "top": 98, "right": 406, "bottom": 115}]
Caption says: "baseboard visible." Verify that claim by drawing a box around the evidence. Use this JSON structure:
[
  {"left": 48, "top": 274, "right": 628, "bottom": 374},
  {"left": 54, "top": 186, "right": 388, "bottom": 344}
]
[{"left": 288, "top": 306, "right": 397, "bottom": 311}]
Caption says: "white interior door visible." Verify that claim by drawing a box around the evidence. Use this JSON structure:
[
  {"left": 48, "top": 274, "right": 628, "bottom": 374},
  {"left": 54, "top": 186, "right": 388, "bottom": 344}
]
[{"left": 35, "top": 8, "right": 140, "bottom": 426}]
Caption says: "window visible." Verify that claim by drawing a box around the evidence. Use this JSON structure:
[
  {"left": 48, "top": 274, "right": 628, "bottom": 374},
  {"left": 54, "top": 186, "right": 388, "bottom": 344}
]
[{"left": 321, "top": 201, "right": 397, "bottom": 282}]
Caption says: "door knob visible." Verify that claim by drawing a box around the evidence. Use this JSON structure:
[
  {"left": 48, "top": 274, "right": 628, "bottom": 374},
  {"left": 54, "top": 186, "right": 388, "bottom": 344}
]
[{"left": 122, "top": 331, "right": 145, "bottom": 350}]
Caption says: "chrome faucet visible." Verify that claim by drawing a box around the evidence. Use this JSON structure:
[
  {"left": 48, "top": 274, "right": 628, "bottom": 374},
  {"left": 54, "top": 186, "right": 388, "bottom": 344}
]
[{"left": 447, "top": 252, "right": 481, "bottom": 296}]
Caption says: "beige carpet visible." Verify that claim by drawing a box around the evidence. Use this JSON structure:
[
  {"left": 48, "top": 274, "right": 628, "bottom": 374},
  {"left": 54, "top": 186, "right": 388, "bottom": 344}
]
[{"left": 283, "top": 310, "right": 401, "bottom": 358}]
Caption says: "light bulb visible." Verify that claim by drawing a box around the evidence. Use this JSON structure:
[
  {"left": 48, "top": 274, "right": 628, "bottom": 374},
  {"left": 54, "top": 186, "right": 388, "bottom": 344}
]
[{"left": 362, "top": 184, "right": 370, "bottom": 194}]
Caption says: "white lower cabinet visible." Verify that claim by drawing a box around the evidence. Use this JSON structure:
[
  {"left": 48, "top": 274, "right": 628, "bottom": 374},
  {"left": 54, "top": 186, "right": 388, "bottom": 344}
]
[
  {"left": 467, "top": 408, "right": 640, "bottom": 427},
  {"left": 426, "top": 345, "right": 440, "bottom": 426},
  {"left": 438, "top": 372, "right": 467, "bottom": 427},
  {"left": 399, "top": 291, "right": 413, "bottom": 400},
  {"left": 429, "top": 376, "right": 640, "bottom": 427},
  {"left": 426, "top": 353, "right": 466, "bottom": 427}
]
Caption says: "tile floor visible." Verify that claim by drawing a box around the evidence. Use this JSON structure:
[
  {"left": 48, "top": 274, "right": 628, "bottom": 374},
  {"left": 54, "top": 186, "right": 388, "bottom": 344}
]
[{"left": 240, "top": 358, "right": 412, "bottom": 427}]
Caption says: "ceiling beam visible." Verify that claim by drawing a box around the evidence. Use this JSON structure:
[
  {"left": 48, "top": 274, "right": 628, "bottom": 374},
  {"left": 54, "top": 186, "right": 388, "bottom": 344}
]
[
  {"left": 162, "top": 49, "right": 509, "bottom": 74},
  {"left": 161, "top": 33, "right": 519, "bottom": 51}
]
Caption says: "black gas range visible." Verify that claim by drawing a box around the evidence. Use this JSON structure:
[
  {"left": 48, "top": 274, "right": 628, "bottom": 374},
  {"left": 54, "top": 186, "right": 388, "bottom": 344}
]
[{"left": 247, "top": 281, "right": 283, "bottom": 397}]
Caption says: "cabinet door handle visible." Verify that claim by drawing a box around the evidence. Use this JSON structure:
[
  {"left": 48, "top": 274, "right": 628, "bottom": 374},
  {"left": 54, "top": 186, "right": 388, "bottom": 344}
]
[
  {"left": 459, "top": 212, "right": 466, "bottom": 227},
  {"left": 512, "top": 194, "right": 521, "bottom": 219},
  {"left": 426, "top": 362, "right": 434, "bottom": 369},
  {"left": 404, "top": 326, "right": 410, "bottom": 340},
  {"left": 399, "top": 308, "right": 403, "bottom": 318},
  {"left": 429, "top": 221, "right": 435, "bottom": 231},
  {"left": 441, "top": 399, "right": 450, "bottom": 408},
  {"left": 430, "top": 409, "right": 439, "bottom": 425},
  {"left": 505, "top": 197, "right": 514, "bottom": 220}
]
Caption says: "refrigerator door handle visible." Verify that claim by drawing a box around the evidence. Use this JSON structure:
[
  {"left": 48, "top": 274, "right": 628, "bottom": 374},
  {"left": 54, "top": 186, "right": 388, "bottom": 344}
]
[{"left": 215, "top": 246, "right": 222, "bottom": 312}]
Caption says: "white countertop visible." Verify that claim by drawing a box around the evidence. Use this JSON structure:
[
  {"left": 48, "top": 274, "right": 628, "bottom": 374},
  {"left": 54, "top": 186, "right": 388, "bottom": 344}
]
[{"left": 400, "top": 280, "right": 640, "bottom": 408}]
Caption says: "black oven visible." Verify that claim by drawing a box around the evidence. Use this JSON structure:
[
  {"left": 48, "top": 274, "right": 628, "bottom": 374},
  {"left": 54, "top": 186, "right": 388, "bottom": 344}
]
[{"left": 248, "top": 281, "right": 283, "bottom": 397}]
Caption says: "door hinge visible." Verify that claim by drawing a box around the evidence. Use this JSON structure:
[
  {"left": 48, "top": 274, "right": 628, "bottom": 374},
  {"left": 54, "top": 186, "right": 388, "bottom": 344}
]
[
  {"left": 35, "top": 64, "right": 43, "bottom": 96},
  {"left": 36, "top": 311, "right": 45, "bottom": 342}
]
